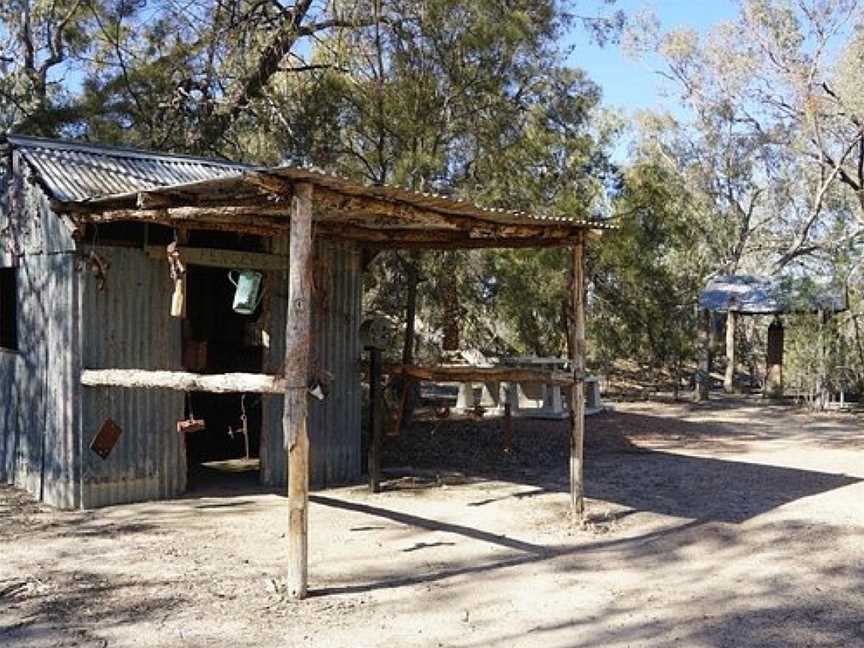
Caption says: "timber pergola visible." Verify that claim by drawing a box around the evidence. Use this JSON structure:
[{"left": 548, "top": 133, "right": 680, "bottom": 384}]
[
  {"left": 55, "top": 164, "right": 613, "bottom": 599},
  {"left": 695, "top": 274, "right": 846, "bottom": 400}
]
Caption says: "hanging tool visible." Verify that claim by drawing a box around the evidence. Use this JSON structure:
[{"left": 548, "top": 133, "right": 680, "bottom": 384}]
[
  {"left": 227, "top": 394, "right": 251, "bottom": 459},
  {"left": 177, "top": 393, "right": 205, "bottom": 434},
  {"left": 167, "top": 240, "right": 187, "bottom": 318}
]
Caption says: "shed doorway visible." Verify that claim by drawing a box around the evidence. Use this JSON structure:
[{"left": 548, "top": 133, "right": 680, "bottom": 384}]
[{"left": 182, "top": 261, "right": 265, "bottom": 492}]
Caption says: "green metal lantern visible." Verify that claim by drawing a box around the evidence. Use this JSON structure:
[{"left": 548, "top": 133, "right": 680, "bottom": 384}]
[{"left": 228, "top": 270, "right": 263, "bottom": 315}]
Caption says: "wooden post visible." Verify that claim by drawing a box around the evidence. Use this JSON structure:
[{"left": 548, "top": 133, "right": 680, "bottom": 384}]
[
  {"left": 694, "top": 309, "right": 711, "bottom": 401},
  {"left": 766, "top": 316, "right": 784, "bottom": 398},
  {"left": 367, "top": 347, "right": 383, "bottom": 493},
  {"left": 285, "top": 183, "right": 314, "bottom": 600},
  {"left": 502, "top": 401, "right": 513, "bottom": 454},
  {"left": 724, "top": 309, "right": 737, "bottom": 393},
  {"left": 569, "top": 238, "right": 586, "bottom": 521}
]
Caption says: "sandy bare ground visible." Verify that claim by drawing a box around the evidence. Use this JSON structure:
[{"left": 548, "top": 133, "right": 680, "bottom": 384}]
[{"left": 1, "top": 397, "right": 863, "bottom": 648}]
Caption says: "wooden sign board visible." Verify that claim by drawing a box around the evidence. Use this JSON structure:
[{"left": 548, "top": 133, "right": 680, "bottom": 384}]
[
  {"left": 90, "top": 417, "right": 123, "bottom": 460},
  {"left": 146, "top": 246, "right": 289, "bottom": 271}
]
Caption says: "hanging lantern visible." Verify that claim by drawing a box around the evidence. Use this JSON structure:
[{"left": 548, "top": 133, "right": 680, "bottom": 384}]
[{"left": 228, "top": 270, "right": 263, "bottom": 315}]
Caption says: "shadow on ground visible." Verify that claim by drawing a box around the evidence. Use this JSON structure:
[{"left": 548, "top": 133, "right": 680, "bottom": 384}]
[{"left": 383, "top": 404, "right": 861, "bottom": 524}]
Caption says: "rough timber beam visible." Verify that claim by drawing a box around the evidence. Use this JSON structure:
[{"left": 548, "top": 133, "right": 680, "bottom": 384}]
[
  {"left": 50, "top": 185, "right": 606, "bottom": 247},
  {"left": 315, "top": 223, "right": 583, "bottom": 248},
  {"left": 245, "top": 172, "right": 504, "bottom": 233},
  {"left": 383, "top": 364, "right": 577, "bottom": 386},
  {"left": 55, "top": 203, "right": 592, "bottom": 247},
  {"left": 81, "top": 369, "right": 287, "bottom": 394},
  {"left": 73, "top": 206, "right": 290, "bottom": 236}
]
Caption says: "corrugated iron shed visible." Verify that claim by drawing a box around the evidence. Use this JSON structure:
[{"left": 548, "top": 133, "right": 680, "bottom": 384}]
[{"left": 3, "top": 134, "right": 604, "bottom": 509}]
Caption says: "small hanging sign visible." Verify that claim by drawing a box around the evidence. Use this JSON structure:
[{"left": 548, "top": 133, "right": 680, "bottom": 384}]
[{"left": 90, "top": 418, "right": 123, "bottom": 460}]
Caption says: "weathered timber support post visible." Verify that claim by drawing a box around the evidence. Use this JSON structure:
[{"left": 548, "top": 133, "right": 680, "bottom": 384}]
[
  {"left": 568, "top": 237, "right": 586, "bottom": 521},
  {"left": 724, "top": 309, "right": 738, "bottom": 394},
  {"left": 765, "top": 316, "right": 784, "bottom": 398},
  {"left": 694, "top": 309, "right": 712, "bottom": 401},
  {"left": 285, "top": 182, "right": 314, "bottom": 600},
  {"left": 367, "top": 347, "right": 383, "bottom": 493}
]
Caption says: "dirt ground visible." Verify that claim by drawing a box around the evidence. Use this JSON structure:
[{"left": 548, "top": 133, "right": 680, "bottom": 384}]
[{"left": 1, "top": 397, "right": 863, "bottom": 648}]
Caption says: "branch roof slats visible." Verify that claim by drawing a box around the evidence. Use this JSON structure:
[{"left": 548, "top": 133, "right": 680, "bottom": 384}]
[{"left": 6, "top": 135, "right": 615, "bottom": 247}]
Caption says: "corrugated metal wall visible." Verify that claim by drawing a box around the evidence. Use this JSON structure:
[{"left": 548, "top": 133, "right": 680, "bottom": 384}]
[
  {"left": 79, "top": 247, "right": 186, "bottom": 507},
  {"left": 1, "top": 153, "right": 80, "bottom": 508},
  {"left": 2, "top": 148, "right": 362, "bottom": 507},
  {"left": 0, "top": 254, "right": 78, "bottom": 508},
  {"left": 40, "top": 253, "right": 81, "bottom": 507},
  {"left": 260, "top": 239, "right": 363, "bottom": 488}
]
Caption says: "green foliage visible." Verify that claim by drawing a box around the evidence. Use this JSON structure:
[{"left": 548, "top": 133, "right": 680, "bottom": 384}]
[
  {"left": 485, "top": 247, "right": 570, "bottom": 356},
  {"left": 0, "top": 0, "right": 93, "bottom": 134},
  {"left": 591, "top": 160, "right": 709, "bottom": 374},
  {"left": 5, "top": 0, "right": 752, "bottom": 386}
]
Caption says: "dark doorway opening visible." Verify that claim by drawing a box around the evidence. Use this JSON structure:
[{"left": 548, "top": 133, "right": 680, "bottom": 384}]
[{"left": 182, "top": 253, "right": 266, "bottom": 492}]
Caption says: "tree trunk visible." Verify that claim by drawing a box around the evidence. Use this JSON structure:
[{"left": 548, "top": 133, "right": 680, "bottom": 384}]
[
  {"left": 399, "top": 252, "right": 421, "bottom": 425},
  {"left": 816, "top": 310, "right": 832, "bottom": 410},
  {"left": 402, "top": 253, "right": 420, "bottom": 365}
]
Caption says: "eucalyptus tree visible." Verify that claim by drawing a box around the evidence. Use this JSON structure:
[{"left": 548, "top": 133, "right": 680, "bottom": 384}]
[
  {"left": 0, "top": 0, "right": 93, "bottom": 134},
  {"left": 625, "top": 0, "right": 864, "bottom": 274},
  {"left": 623, "top": 0, "right": 864, "bottom": 397},
  {"left": 2, "top": 0, "right": 623, "bottom": 368},
  {"left": 251, "top": 1, "right": 622, "bottom": 363},
  {"left": 72, "top": 1, "right": 389, "bottom": 154}
]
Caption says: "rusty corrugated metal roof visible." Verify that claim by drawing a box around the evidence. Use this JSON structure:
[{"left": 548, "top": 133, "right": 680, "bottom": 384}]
[
  {"left": 6, "top": 134, "right": 615, "bottom": 231},
  {"left": 7, "top": 135, "right": 250, "bottom": 202}
]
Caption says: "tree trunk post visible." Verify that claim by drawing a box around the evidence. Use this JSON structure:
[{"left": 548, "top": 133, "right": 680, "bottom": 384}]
[
  {"left": 367, "top": 347, "right": 383, "bottom": 493},
  {"left": 285, "top": 182, "right": 314, "bottom": 600},
  {"left": 568, "top": 238, "right": 586, "bottom": 521},
  {"left": 694, "top": 309, "right": 712, "bottom": 401},
  {"left": 724, "top": 309, "right": 737, "bottom": 394}
]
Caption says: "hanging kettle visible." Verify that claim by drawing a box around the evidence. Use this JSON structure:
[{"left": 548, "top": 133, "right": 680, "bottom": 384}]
[{"left": 228, "top": 270, "right": 263, "bottom": 315}]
